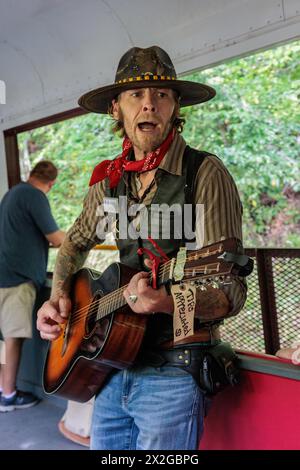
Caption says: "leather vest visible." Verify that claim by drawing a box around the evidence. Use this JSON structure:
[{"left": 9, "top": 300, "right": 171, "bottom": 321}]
[{"left": 104, "top": 145, "right": 207, "bottom": 346}]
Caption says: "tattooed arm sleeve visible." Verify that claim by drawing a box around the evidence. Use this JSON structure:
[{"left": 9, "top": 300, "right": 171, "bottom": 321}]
[
  {"left": 50, "top": 236, "right": 91, "bottom": 301},
  {"left": 50, "top": 181, "right": 106, "bottom": 301}
]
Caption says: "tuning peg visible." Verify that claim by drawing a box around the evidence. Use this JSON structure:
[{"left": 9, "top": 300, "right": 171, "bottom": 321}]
[
  {"left": 211, "top": 281, "right": 219, "bottom": 289},
  {"left": 222, "top": 276, "right": 233, "bottom": 286}
]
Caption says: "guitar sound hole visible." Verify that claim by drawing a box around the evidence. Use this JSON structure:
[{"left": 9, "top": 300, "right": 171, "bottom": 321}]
[
  {"left": 82, "top": 319, "right": 110, "bottom": 355},
  {"left": 82, "top": 293, "right": 111, "bottom": 355},
  {"left": 86, "top": 293, "right": 101, "bottom": 334}
]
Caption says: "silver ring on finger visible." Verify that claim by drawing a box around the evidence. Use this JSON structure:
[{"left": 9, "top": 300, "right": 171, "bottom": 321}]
[{"left": 129, "top": 294, "right": 138, "bottom": 304}]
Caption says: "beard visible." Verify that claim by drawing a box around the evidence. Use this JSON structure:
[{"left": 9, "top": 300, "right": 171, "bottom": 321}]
[
  {"left": 117, "top": 107, "right": 177, "bottom": 154},
  {"left": 134, "top": 128, "right": 170, "bottom": 154}
]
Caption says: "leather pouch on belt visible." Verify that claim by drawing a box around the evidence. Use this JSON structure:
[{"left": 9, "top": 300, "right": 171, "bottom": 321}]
[{"left": 199, "top": 341, "right": 240, "bottom": 395}]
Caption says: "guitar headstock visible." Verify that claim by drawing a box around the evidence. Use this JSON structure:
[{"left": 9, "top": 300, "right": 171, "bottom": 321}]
[
  {"left": 180, "top": 258, "right": 234, "bottom": 290},
  {"left": 169, "top": 237, "right": 252, "bottom": 290}
]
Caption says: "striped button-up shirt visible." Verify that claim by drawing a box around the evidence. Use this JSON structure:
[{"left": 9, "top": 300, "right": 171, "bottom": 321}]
[{"left": 68, "top": 132, "right": 247, "bottom": 318}]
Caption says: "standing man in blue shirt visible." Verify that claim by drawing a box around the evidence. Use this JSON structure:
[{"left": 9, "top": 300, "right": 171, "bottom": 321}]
[{"left": 0, "top": 161, "right": 65, "bottom": 412}]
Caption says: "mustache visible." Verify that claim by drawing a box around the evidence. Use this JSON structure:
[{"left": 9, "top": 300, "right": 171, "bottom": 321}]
[{"left": 136, "top": 115, "right": 160, "bottom": 125}]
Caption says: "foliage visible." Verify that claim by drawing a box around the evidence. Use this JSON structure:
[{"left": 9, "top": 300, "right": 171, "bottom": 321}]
[
  {"left": 18, "top": 114, "right": 122, "bottom": 231},
  {"left": 181, "top": 41, "right": 300, "bottom": 246},
  {"left": 18, "top": 41, "right": 300, "bottom": 246}
]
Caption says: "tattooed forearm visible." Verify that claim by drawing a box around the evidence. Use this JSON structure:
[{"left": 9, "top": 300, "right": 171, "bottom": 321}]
[
  {"left": 194, "top": 277, "right": 247, "bottom": 321},
  {"left": 51, "top": 236, "right": 90, "bottom": 301},
  {"left": 195, "top": 286, "right": 230, "bottom": 321}
]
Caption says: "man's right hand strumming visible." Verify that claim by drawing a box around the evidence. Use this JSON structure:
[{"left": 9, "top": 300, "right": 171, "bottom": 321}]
[
  {"left": 37, "top": 297, "right": 72, "bottom": 341},
  {"left": 36, "top": 236, "right": 91, "bottom": 341}
]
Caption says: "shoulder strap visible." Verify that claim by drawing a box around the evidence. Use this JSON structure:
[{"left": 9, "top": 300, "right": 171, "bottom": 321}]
[
  {"left": 183, "top": 145, "right": 210, "bottom": 206},
  {"left": 182, "top": 146, "right": 210, "bottom": 243}
]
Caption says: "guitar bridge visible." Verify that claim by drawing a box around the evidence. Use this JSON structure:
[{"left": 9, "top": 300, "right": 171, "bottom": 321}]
[{"left": 61, "top": 320, "right": 70, "bottom": 357}]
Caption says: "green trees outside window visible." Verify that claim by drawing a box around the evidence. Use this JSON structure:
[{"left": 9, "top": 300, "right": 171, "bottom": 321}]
[{"left": 18, "top": 41, "right": 300, "bottom": 249}]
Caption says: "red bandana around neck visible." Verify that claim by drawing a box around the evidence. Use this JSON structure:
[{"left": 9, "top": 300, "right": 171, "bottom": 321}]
[{"left": 89, "top": 129, "right": 175, "bottom": 188}]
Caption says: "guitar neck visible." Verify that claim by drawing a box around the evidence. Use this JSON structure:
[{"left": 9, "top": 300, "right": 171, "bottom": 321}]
[
  {"left": 95, "top": 238, "right": 245, "bottom": 322},
  {"left": 95, "top": 260, "right": 172, "bottom": 321}
]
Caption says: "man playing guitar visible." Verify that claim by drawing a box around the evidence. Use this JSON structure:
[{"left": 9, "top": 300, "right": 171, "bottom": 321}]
[{"left": 37, "top": 46, "right": 248, "bottom": 450}]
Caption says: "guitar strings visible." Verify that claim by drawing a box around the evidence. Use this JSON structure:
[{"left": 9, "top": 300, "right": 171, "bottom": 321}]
[
  {"left": 68, "top": 256, "right": 223, "bottom": 326},
  {"left": 68, "top": 253, "right": 214, "bottom": 325},
  {"left": 69, "top": 259, "right": 169, "bottom": 323},
  {"left": 68, "top": 248, "right": 221, "bottom": 324},
  {"left": 69, "top": 265, "right": 221, "bottom": 328},
  {"left": 69, "top": 246, "right": 220, "bottom": 326},
  {"left": 68, "top": 259, "right": 222, "bottom": 327}
]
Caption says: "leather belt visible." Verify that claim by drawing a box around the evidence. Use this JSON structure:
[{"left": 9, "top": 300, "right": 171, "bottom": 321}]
[
  {"left": 159, "top": 326, "right": 220, "bottom": 350},
  {"left": 139, "top": 346, "right": 206, "bottom": 369},
  {"left": 158, "top": 347, "right": 204, "bottom": 367}
]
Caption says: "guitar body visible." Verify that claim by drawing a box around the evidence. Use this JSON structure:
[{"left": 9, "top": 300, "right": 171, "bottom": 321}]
[
  {"left": 43, "top": 263, "right": 148, "bottom": 402},
  {"left": 43, "top": 238, "right": 253, "bottom": 402}
]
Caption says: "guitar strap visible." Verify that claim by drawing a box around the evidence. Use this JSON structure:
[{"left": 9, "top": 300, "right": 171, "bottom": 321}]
[
  {"left": 132, "top": 146, "right": 210, "bottom": 289},
  {"left": 136, "top": 146, "right": 210, "bottom": 279},
  {"left": 183, "top": 146, "right": 212, "bottom": 241}
]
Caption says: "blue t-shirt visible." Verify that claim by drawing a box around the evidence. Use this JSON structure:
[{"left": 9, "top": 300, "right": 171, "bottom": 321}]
[{"left": 0, "top": 182, "right": 58, "bottom": 289}]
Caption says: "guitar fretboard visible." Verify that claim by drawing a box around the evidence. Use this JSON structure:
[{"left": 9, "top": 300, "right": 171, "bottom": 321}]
[
  {"left": 95, "top": 262, "right": 171, "bottom": 321},
  {"left": 94, "top": 258, "right": 223, "bottom": 321}
]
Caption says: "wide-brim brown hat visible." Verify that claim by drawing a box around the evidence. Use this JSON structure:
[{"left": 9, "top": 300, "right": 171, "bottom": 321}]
[{"left": 78, "top": 46, "right": 216, "bottom": 114}]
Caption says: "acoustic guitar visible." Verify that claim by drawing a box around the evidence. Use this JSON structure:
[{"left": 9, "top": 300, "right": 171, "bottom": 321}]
[{"left": 43, "top": 238, "right": 252, "bottom": 402}]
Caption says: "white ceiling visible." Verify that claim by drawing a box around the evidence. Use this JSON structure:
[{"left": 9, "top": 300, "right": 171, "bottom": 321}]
[{"left": 0, "top": 0, "right": 299, "bottom": 127}]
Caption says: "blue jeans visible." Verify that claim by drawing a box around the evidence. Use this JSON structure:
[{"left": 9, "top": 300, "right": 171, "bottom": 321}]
[{"left": 91, "top": 365, "right": 205, "bottom": 450}]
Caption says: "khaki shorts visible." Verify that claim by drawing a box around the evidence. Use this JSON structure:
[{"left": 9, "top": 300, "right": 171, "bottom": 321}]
[{"left": 0, "top": 282, "right": 37, "bottom": 338}]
